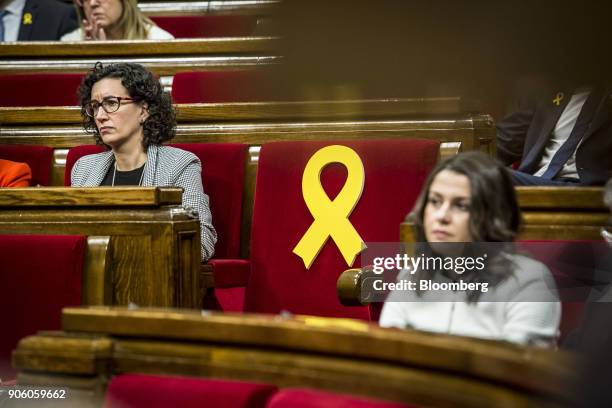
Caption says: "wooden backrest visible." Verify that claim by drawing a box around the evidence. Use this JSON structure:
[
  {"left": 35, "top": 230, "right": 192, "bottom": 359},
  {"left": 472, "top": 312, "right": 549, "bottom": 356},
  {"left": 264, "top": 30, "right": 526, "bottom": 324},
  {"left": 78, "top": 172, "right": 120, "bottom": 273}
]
[
  {"left": 0, "top": 39, "right": 277, "bottom": 76},
  {"left": 12, "top": 307, "right": 576, "bottom": 407},
  {"left": 0, "top": 98, "right": 494, "bottom": 258}
]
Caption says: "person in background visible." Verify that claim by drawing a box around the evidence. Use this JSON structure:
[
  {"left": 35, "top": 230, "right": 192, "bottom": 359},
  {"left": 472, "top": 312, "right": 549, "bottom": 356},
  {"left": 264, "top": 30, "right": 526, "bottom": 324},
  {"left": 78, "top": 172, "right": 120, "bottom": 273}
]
[
  {"left": 0, "top": 159, "right": 31, "bottom": 187},
  {"left": 70, "top": 62, "right": 215, "bottom": 261},
  {"left": 379, "top": 151, "right": 561, "bottom": 346},
  {"left": 61, "top": 0, "right": 173, "bottom": 41},
  {"left": 0, "top": 0, "right": 77, "bottom": 41},
  {"left": 497, "top": 83, "right": 612, "bottom": 186}
]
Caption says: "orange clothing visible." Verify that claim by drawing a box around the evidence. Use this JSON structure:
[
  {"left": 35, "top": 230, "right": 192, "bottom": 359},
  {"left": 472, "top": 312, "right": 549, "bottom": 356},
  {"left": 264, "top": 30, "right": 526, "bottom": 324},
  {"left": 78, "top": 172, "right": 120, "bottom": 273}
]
[{"left": 0, "top": 159, "right": 32, "bottom": 187}]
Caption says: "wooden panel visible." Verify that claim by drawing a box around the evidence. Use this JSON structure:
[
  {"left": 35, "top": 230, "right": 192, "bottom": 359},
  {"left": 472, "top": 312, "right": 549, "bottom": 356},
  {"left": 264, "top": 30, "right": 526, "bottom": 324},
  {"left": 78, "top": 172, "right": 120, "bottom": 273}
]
[
  {"left": 517, "top": 186, "right": 606, "bottom": 210},
  {"left": 0, "top": 38, "right": 276, "bottom": 58},
  {"left": 0, "top": 187, "right": 183, "bottom": 207},
  {"left": 11, "top": 307, "right": 575, "bottom": 408},
  {"left": 0, "top": 98, "right": 483, "bottom": 124}
]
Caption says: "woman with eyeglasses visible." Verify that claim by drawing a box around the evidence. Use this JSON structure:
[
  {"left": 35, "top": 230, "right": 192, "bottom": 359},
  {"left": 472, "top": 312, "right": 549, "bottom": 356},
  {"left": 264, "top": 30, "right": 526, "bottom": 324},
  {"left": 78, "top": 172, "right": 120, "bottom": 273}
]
[
  {"left": 61, "top": 0, "right": 173, "bottom": 41},
  {"left": 71, "top": 62, "right": 216, "bottom": 261},
  {"left": 379, "top": 152, "right": 561, "bottom": 346}
]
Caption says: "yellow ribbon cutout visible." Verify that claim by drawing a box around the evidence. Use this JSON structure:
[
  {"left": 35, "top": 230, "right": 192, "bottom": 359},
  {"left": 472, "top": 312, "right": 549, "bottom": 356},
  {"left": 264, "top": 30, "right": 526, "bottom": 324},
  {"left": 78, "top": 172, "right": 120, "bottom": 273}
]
[
  {"left": 293, "top": 145, "right": 366, "bottom": 269},
  {"left": 22, "top": 13, "right": 33, "bottom": 25},
  {"left": 552, "top": 92, "right": 564, "bottom": 106}
]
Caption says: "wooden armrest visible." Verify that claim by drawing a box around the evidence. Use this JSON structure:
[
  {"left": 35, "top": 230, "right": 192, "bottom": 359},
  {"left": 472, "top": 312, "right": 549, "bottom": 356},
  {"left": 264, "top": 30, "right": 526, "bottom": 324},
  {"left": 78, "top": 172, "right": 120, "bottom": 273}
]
[{"left": 337, "top": 268, "right": 369, "bottom": 306}]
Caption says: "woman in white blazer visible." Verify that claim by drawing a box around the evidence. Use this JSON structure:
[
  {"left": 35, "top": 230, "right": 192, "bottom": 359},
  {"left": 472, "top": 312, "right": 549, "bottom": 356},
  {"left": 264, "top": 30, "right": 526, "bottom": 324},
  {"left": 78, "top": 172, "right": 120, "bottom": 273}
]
[
  {"left": 71, "top": 62, "right": 216, "bottom": 261},
  {"left": 379, "top": 152, "right": 561, "bottom": 346}
]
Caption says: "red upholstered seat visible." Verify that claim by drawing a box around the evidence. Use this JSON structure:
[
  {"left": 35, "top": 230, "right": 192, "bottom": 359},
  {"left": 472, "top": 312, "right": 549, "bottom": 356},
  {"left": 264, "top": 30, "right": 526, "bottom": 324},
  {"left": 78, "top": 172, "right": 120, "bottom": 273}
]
[
  {"left": 0, "top": 144, "right": 54, "bottom": 186},
  {"left": 0, "top": 235, "right": 86, "bottom": 382},
  {"left": 103, "top": 374, "right": 277, "bottom": 408},
  {"left": 516, "top": 241, "right": 610, "bottom": 340},
  {"left": 267, "top": 388, "right": 415, "bottom": 408},
  {"left": 0, "top": 74, "right": 83, "bottom": 107},
  {"left": 171, "top": 71, "right": 268, "bottom": 103},
  {"left": 240, "top": 140, "right": 439, "bottom": 319},
  {"left": 150, "top": 15, "right": 257, "bottom": 38}
]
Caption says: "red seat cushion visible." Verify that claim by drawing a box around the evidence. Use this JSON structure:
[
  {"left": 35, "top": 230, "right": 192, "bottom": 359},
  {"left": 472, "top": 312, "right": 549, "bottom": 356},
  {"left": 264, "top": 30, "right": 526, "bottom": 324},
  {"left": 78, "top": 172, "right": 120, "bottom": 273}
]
[
  {"left": 0, "top": 144, "right": 54, "bottom": 186},
  {"left": 245, "top": 140, "right": 439, "bottom": 319},
  {"left": 0, "top": 74, "right": 83, "bottom": 107},
  {"left": 103, "top": 374, "right": 277, "bottom": 408},
  {"left": 267, "top": 389, "right": 415, "bottom": 408},
  {"left": 0, "top": 235, "right": 86, "bottom": 381},
  {"left": 150, "top": 15, "right": 257, "bottom": 38},
  {"left": 172, "top": 71, "right": 268, "bottom": 103}
]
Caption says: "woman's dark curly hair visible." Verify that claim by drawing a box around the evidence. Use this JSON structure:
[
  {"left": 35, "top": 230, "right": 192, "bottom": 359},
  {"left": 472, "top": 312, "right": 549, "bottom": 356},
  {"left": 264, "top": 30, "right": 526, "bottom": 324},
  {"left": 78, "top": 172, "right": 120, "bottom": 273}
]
[{"left": 78, "top": 62, "right": 176, "bottom": 148}]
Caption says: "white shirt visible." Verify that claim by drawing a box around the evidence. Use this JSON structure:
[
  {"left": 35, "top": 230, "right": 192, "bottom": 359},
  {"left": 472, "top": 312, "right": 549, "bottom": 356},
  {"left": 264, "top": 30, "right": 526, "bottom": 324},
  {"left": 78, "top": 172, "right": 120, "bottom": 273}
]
[
  {"left": 534, "top": 89, "right": 591, "bottom": 179},
  {"left": 60, "top": 24, "right": 174, "bottom": 41},
  {"left": 379, "top": 254, "right": 561, "bottom": 346},
  {"left": 1, "top": 0, "right": 25, "bottom": 42}
]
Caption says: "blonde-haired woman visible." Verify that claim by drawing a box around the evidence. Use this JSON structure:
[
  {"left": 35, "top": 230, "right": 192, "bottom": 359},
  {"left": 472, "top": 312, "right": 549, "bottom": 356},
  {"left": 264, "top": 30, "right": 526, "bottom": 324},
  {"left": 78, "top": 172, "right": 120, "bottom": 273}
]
[{"left": 61, "top": 0, "right": 173, "bottom": 41}]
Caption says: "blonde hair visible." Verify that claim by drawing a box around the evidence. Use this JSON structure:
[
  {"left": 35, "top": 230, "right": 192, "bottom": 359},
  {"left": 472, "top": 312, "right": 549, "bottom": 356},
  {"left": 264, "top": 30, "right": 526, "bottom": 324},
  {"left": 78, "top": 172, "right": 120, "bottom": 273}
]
[{"left": 75, "top": 0, "right": 157, "bottom": 40}]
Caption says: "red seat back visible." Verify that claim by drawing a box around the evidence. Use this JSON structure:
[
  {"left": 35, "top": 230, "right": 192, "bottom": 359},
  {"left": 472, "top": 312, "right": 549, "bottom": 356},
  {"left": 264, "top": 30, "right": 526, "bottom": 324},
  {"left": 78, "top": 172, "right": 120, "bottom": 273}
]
[
  {"left": 172, "top": 71, "right": 268, "bottom": 103},
  {"left": 516, "top": 241, "right": 610, "bottom": 339},
  {"left": 172, "top": 143, "right": 246, "bottom": 258},
  {"left": 65, "top": 144, "right": 247, "bottom": 259},
  {"left": 0, "top": 235, "right": 86, "bottom": 381},
  {"left": 150, "top": 15, "right": 257, "bottom": 38},
  {"left": 267, "top": 389, "right": 414, "bottom": 408},
  {"left": 104, "top": 374, "right": 277, "bottom": 408},
  {"left": 0, "top": 144, "right": 54, "bottom": 186},
  {"left": 245, "top": 140, "right": 439, "bottom": 319},
  {"left": 0, "top": 74, "right": 83, "bottom": 107}
]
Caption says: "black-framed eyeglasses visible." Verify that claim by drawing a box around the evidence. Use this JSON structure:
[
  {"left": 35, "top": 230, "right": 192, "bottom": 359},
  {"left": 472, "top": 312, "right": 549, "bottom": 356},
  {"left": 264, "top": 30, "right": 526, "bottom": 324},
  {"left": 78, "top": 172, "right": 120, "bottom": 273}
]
[{"left": 85, "top": 96, "right": 137, "bottom": 118}]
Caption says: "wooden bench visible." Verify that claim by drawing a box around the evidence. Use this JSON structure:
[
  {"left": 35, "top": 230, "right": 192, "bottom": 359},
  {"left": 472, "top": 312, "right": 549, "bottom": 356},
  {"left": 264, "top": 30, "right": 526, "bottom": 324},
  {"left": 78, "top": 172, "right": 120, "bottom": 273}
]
[
  {"left": 0, "top": 98, "right": 494, "bottom": 260},
  {"left": 12, "top": 306, "right": 576, "bottom": 408},
  {"left": 0, "top": 38, "right": 277, "bottom": 76},
  {"left": 0, "top": 187, "right": 201, "bottom": 308}
]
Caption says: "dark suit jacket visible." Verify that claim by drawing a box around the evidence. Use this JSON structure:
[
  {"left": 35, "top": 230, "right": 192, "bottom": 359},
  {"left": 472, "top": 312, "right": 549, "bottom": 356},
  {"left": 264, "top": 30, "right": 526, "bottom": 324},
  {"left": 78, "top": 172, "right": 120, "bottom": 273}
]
[
  {"left": 17, "top": 0, "right": 77, "bottom": 41},
  {"left": 497, "top": 86, "right": 612, "bottom": 185}
]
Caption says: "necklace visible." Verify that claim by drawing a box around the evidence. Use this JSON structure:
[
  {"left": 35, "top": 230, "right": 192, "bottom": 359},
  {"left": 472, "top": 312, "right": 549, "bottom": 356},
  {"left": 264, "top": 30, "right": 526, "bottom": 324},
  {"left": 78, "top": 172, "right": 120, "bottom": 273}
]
[{"left": 111, "top": 162, "right": 145, "bottom": 186}]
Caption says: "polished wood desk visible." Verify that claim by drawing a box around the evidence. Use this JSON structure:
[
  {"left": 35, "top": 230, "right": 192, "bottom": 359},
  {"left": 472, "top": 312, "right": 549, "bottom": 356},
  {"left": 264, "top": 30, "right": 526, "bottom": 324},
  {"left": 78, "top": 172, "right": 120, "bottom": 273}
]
[{"left": 12, "top": 307, "right": 575, "bottom": 408}]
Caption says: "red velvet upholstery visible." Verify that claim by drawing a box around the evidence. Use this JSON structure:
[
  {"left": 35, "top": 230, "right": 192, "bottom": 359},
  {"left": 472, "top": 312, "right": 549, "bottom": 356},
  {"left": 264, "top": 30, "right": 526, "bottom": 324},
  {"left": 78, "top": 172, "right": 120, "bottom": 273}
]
[
  {"left": 0, "top": 235, "right": 86, "bottom": 381},
  {"left": 64, "top": 145, "right": 106, "bottom": 186},
  {"left": 516, "top": 241, "right": 609, "bottom": 339},
  {"left": 150, "top": 15, "right": 257, "bottom": 38},
  {"left": 172, "top": 71, "right": 268, "bottom": 103},
  {"left": 0, "top": 74, "right": 83, "bottom": 107},
  {"left": 103, "top": 374, "right": 277, "bottom": 408},
  {"left": 171, "top": 143, "right": 246, "bottom": 259},
  {"left": 267, "top": 389, "right": 415, "bottom": 408},
  {"left": 0, "top": 144, "right": 54, "bottom": 186},
  {"left": 244, "top": 140, "right": 439, "bottom": 319}
]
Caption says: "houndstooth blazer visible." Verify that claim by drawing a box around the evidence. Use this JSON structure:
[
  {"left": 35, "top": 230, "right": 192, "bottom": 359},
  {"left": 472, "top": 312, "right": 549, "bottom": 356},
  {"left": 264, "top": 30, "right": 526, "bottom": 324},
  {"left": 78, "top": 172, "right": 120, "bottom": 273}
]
[{"left": 71, "top": 144, "right": 216, "bottom": 261}]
